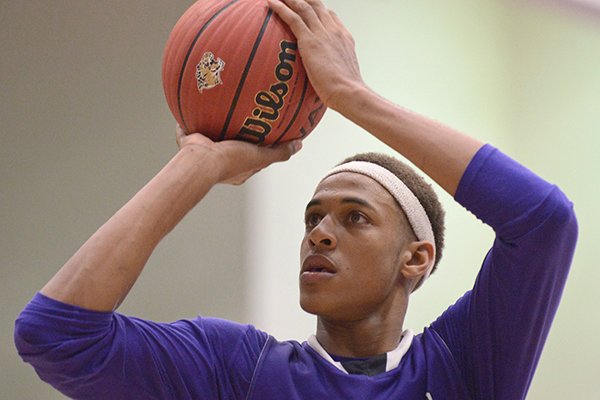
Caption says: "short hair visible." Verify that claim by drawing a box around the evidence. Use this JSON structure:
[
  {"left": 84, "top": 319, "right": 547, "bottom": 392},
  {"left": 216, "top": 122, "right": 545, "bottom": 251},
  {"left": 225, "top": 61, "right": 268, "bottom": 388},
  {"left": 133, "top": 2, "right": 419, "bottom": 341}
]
[{"left": 338, "top": 153, "right": 445, "bottom": 273}]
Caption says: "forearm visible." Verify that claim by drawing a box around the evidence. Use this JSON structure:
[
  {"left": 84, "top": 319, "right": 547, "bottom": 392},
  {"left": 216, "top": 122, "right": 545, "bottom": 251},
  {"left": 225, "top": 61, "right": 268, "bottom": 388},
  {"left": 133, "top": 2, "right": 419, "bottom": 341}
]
[
  {"left": 268, "top": 0, "right": 483, "bottom": 195},
  {"left": 41, "top": 145, "right": 221, "bottom": 311},
  {"left": 334, "top": 85, "right": 484, "bottom": 197}
]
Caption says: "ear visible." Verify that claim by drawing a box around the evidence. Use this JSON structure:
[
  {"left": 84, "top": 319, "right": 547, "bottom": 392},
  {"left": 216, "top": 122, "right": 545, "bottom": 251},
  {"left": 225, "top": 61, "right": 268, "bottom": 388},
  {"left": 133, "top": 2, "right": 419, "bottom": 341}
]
[{"left": 398, "top": 240, "right": 435, "bottom": 289}]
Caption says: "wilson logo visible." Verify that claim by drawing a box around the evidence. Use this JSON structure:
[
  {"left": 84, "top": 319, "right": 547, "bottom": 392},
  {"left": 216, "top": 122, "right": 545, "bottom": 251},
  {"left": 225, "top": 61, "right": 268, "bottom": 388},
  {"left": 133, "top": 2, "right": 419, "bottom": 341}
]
[{"left": 236, "top": 40, "right": 298, "bottom": 143}]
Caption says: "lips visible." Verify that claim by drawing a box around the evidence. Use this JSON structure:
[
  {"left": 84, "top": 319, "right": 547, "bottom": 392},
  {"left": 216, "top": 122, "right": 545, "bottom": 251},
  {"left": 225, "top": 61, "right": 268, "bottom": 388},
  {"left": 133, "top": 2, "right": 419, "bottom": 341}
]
[{"left": 300, "top": 254, "right": 337, "bottom": 283}]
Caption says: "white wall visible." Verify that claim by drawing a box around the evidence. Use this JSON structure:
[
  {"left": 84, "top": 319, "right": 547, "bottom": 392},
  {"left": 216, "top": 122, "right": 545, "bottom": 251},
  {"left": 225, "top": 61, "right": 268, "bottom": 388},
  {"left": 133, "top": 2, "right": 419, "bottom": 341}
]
[
  {"left": 246, "top": 0, "right": 600, "bottom": 398},
  {"left": 507, "top": 2, "right": 600, "bottom": 398}
]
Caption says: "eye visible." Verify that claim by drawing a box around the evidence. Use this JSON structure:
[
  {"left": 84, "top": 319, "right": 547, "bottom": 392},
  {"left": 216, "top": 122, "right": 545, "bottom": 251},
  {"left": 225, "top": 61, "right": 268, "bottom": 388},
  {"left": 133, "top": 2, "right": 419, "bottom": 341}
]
[
  {"left": 348, "top": 211, "right": 368, "bottom": 225},
  {"left": 304, "top": 213, "right": 322, "bottom": 229}
]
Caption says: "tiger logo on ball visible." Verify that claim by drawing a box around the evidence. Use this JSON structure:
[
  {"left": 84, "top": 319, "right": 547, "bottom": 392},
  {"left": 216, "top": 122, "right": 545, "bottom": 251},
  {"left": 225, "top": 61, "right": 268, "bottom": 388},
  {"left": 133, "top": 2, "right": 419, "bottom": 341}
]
[{"left": 195, "top": 52, "right": 225, "bottom": 93}]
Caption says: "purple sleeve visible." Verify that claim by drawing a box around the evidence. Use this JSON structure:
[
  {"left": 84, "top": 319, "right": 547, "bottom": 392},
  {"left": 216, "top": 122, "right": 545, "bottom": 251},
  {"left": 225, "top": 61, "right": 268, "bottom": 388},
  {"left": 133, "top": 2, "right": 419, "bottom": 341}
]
[
  {"left": 430, "top": 145, "right": 578, "bottom": 400},
  {"left": 14, "top": 293, "right": 268, "bottom": 400}
]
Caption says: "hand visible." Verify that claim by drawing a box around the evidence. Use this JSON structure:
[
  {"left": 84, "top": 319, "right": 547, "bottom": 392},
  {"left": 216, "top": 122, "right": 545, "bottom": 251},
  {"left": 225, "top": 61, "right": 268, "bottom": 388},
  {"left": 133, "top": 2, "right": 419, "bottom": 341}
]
[
  {"left": 268, "top": 0, "right": 364, "bottom": 111},
  {"left": 175, "top": 125, "right": 302, "bottom": 185}
]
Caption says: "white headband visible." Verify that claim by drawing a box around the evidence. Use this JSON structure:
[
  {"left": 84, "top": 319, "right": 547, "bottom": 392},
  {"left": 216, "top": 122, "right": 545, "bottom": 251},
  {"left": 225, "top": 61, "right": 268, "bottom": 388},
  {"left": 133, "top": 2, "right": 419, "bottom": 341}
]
[{"left": 321, "top": 161, "right": 436, "bottom": 287}]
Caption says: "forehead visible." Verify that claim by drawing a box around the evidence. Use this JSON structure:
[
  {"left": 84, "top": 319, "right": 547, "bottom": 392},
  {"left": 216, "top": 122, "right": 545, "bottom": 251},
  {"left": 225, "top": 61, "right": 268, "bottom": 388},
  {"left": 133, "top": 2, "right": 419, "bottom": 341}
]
[{"left": 310, "top": 172, "right": 401, "bottom": 213}]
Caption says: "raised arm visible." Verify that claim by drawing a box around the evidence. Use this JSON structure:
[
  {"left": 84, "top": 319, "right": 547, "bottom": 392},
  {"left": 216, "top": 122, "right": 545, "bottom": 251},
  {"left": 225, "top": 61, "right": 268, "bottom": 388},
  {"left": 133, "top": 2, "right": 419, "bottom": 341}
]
[
  {"left": 270, "top": 2, "right": 577, "bottom": 399},
  {"left": 40, "top": 127, "right": 300, "bottom": 311},
  {"left": 269, "top": 0, "right": 483, "bottom": 196}
]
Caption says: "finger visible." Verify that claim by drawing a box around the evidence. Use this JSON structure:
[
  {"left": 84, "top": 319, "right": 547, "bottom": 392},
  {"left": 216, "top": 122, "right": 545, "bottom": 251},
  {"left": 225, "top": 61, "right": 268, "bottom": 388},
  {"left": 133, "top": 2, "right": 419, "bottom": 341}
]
[
  {"left": 265, "top": 139, "right": 303, "bottom": 164},
  {"left": 304, "top": 0, "right": 335, "bottom": 26},
  {"left": 216, "top": 139, "right": 302, "bottom": 185},
  {"left": 223, "top": 169, "right": 259, "bottom": 185},
  {"left": 249, "top": 139, "right": 302, "bottom": 170},
  {"left": 328, "top": 9, "right": 354, "bottom": 42},
  {"left": 328, "top": 9, "right": 345, "bottom": 30},
  {"left": 267, "top": 0, "right": 315, "bottom": 36},
  {"left": 175, "top": 124, "right": 186, "bottom": 147},
  {"left": 226, "top": 138, "right": 301, "bottom": 184},
  {"left": 282, "top": 0, "right": 322, "bottom": 28}
]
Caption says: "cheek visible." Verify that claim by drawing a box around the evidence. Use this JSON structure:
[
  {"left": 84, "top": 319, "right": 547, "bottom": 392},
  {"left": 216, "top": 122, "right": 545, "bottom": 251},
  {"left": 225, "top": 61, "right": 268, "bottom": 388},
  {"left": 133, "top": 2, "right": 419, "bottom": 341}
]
[
  {"left": 350, "top": 243, "right": 402, "bottom": 280},
  {"left": 299, "top": 235, "right": 310, "bottom": 257}
]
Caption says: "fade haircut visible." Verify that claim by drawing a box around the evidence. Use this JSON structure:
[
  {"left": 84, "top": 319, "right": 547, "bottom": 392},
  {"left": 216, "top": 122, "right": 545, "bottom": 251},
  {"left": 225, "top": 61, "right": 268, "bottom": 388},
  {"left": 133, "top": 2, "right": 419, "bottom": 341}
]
[{"left": 339, "top": 153, "right": 445, "bottom": 272}]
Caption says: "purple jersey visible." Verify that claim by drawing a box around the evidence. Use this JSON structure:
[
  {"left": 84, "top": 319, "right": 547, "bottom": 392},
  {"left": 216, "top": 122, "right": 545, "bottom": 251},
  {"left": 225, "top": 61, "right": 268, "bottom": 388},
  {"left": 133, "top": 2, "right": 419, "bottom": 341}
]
[{"left": 14, "top": 145, "right": 577, "bottom": 399}]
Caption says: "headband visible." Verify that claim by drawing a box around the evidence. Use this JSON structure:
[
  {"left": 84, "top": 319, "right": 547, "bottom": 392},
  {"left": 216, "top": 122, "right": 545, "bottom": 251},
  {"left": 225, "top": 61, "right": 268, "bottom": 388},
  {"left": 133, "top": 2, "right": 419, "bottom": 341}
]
[{"left": 321, "top": 161, "right": 436, "bottom": 286}]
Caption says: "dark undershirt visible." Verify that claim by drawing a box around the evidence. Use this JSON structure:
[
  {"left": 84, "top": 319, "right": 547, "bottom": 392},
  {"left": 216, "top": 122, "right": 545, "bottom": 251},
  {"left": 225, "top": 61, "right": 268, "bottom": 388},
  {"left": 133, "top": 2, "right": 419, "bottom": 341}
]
[{"left": 331, "top": 353, "right": 387, "bottom": 377}]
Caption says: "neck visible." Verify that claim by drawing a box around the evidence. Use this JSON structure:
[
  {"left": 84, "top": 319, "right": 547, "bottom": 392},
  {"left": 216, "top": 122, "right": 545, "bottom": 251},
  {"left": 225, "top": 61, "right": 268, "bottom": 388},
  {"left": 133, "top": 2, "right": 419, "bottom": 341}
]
[{"left": 315, "top": 300, "right": 408, "bottom": 358}]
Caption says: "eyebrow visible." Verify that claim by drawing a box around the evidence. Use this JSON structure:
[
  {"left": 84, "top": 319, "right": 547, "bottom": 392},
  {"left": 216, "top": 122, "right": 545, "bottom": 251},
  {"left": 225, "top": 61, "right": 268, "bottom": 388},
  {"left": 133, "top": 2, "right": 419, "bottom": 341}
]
[{"left": 305, "top": 197, "right": 377, "bottom": 212}]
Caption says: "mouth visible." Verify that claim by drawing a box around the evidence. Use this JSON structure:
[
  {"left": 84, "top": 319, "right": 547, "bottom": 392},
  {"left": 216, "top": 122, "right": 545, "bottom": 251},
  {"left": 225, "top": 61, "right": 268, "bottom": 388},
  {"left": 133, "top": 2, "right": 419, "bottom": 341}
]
[
  {"left": 304, "top": 267, "right": 329, "bottom": 273},
  {"left": 300, "top": 254, "right": 337, "bottom": 283}
]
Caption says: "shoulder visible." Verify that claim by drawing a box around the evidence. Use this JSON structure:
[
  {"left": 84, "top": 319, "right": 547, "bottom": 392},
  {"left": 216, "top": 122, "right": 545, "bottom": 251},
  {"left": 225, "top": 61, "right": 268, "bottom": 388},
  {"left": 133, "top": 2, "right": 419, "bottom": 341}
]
[{"left": 162, "top": 316, "right": 270, "bottom": 353}]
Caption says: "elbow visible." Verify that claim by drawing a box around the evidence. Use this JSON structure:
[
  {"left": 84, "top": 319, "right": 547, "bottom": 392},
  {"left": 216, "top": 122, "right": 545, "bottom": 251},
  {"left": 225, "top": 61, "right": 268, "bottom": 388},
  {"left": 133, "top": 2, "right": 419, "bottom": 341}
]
[
  {"left": 548, "top": 188, "right": 578, "bottom": 251},
  {"left": 14, "top": 296, "right": 65, "bottom": 361},
  {"left": 555, "top": 189, "right": 577, "bottom": 231},
  {"left": 13, "top": 313, "right": 39, "bottom": 359},
  {"left": 14, "top": 309, "right": 46, "bottom": 360}
]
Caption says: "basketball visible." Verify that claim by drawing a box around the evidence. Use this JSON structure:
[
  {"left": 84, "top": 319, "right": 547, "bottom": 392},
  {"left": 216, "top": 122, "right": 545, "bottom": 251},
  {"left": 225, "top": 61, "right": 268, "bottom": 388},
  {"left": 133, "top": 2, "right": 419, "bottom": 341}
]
[{"left": 162, "top": 0, "right": 326, "bottom": 145}]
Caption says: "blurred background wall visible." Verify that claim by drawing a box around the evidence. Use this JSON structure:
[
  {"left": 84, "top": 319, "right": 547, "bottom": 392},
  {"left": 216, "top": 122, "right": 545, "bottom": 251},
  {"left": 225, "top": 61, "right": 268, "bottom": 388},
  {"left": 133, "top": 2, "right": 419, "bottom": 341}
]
[{"left": 1, "top": 0, "right": 598, "bottom": 398}]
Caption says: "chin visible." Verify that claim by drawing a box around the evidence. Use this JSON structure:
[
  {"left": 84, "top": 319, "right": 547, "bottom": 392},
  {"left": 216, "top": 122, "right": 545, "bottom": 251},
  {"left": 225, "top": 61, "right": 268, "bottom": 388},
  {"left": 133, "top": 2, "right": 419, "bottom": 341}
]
[
  {"left": 299, "top": 291, "right": 340, "bottom": 317},
  {"left": 299, "top": 293, "right": 356, "bottom": 322},
  {"left": 299, "top": 294, "right": 322, "bottom": 316}
]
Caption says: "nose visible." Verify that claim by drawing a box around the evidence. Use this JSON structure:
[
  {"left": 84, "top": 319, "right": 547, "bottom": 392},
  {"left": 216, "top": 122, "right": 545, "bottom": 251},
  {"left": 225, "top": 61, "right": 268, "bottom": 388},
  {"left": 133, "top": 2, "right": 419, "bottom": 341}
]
[{"left": 308, "top": 216, "right": 337, "bottom": 250}]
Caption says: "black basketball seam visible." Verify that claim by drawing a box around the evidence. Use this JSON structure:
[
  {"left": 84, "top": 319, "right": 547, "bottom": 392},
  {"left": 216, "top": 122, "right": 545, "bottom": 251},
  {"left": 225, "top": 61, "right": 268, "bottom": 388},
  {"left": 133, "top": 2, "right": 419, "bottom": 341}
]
[
  {"left": 272, "top": 76, "right": 309, "bottom": 145},
  {"left": 218, "top": 9, "right": 273, "bottom": 141},
  {"left": 176, "top": 0, "right": 241, "bottom": 133}
]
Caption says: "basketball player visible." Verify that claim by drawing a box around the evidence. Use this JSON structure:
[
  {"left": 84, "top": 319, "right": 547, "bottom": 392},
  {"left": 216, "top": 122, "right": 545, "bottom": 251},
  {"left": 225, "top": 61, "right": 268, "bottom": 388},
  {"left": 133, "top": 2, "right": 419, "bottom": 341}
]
[{"left": 15, "top": 0, "right": 577, "bottom": 398}]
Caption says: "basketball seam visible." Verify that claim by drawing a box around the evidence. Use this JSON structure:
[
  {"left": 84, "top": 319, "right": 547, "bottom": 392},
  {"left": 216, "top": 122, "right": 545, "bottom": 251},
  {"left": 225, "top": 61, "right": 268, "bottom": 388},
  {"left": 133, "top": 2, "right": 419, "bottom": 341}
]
[
  {"left": 218, "top": 9, "right": 274, "bottom": 141},
  {"left": 272, "top": 76, "right": 309, "bottom": 145},
  {"left": 176, "top": 0, "right": 241, "bottom": 133}
]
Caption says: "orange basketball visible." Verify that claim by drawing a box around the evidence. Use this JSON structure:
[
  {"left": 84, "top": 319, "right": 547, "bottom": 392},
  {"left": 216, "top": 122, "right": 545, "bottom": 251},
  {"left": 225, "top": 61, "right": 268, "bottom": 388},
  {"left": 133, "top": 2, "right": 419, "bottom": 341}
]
[{"left": 162, "top": 0, "right": 326, "bottom": 145}]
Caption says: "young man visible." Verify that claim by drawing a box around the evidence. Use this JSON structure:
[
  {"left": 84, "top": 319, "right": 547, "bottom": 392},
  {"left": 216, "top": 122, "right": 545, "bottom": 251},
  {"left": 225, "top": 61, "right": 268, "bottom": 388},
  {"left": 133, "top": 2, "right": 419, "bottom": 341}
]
[{"left": 15, "top": 0, "right": 577, "bottom": 399}]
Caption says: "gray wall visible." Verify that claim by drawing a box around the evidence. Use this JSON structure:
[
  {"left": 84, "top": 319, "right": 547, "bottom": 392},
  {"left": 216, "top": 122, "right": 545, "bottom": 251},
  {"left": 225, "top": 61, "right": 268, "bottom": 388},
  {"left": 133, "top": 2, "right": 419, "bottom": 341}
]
[
  {"left": 2, "top": 2, "right": 248, "bottom": 398},
  {"left": 2, "top": 0, "right": 599, "bottom": 398}
]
